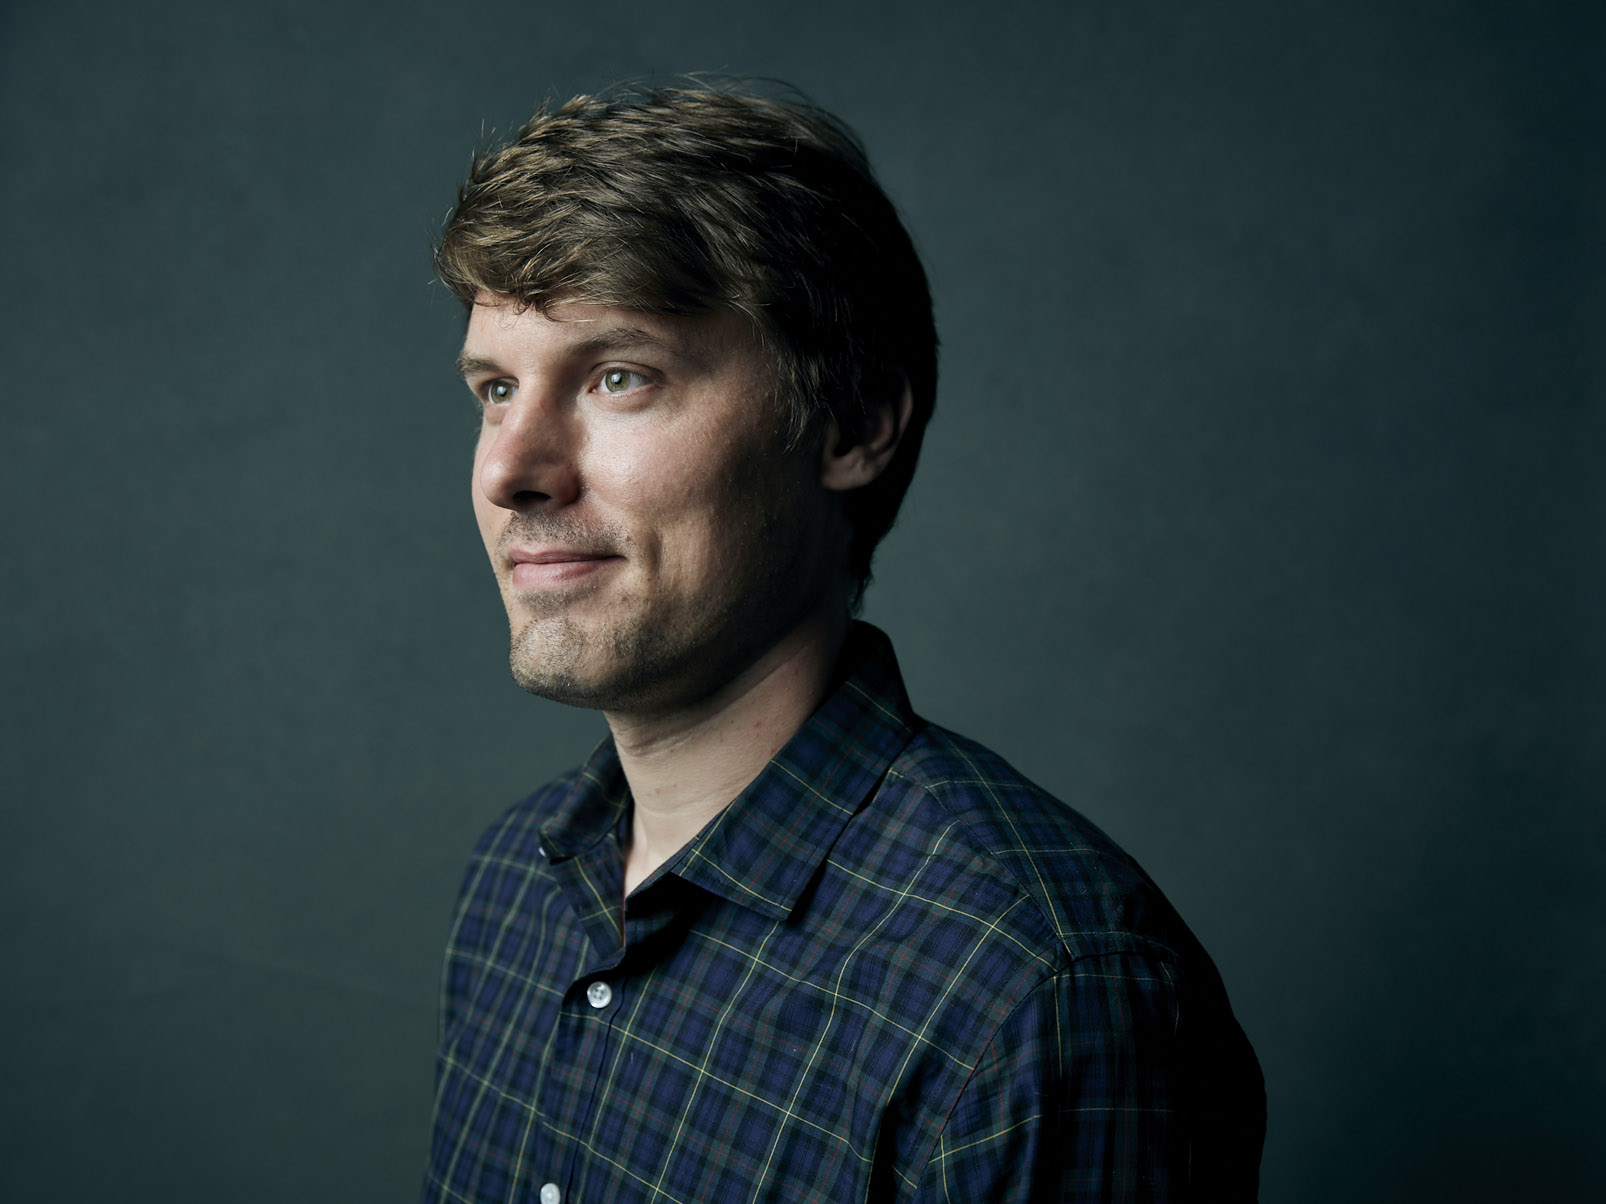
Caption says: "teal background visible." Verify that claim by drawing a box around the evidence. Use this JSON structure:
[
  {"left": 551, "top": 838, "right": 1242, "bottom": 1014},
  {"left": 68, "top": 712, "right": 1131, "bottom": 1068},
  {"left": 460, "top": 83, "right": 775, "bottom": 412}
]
[{"left": 2, "top": 0, "right": 1601, "bottom": 1198}]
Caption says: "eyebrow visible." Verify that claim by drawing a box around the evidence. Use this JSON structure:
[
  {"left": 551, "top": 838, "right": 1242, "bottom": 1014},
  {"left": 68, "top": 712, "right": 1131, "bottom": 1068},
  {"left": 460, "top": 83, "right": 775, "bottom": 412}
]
[
  {"left": 455, "top": 353, "right": 503, "bottom": 379},
  {"left": 455, "top": 326, "right": 697, "bottom": 380}
]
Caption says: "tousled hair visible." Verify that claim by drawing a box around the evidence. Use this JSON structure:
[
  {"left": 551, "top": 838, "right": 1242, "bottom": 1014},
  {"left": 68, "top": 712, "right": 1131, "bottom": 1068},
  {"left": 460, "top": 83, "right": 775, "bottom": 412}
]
[{"left": 435, "top": 81, "right": 937, "bottom": 602}]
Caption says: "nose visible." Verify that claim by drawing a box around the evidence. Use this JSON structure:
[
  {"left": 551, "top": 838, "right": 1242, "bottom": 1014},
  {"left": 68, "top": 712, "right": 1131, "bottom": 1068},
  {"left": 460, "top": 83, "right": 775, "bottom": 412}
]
[{"left": 475, "top": 391, "right": 582, "bottom": 511}]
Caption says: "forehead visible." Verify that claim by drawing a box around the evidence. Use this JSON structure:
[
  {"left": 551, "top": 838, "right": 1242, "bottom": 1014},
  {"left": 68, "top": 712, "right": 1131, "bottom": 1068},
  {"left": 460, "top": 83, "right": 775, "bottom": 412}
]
[{"left": 460, "top": 292, "right": 768, "bottom": 376}]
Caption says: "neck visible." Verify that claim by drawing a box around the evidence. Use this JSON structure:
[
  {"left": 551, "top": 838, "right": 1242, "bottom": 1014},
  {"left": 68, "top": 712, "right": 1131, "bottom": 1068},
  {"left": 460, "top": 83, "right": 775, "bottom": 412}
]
[{"left": 609, "top": 604, "right": 849, "bottom": 896}]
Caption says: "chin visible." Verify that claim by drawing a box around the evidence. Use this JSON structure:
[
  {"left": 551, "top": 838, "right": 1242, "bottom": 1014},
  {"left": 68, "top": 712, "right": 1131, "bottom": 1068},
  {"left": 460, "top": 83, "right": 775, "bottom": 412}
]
[
  {"left": 506, "top": 611, "right": 683, "bottom": 712},
  {"left": 505, "top": 614, "right": 609, "bottom": 708}
]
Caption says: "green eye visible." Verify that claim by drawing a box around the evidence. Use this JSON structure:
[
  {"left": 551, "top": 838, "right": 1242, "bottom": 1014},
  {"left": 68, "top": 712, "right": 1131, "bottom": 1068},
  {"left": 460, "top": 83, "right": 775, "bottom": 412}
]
[
  {"left": 484, "top": 380, "right": 515, "bottom": 405},
  {"left": 599, "top": 369, "right": 648, "bottom": 394}
]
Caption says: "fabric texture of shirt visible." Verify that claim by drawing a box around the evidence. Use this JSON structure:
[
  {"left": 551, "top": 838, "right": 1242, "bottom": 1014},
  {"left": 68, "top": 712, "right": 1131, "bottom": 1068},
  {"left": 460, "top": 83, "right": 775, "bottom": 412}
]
[{"left": 423, "top": 624, "right": 1265, "bottom": 1203}]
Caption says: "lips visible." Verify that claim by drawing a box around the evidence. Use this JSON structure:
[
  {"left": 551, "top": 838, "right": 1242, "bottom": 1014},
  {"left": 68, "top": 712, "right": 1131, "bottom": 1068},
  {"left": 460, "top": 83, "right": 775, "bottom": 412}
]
[
  {"left": 507, "top": 545, "right": 622, "bottom": 590},
  {"left": 509, "top": 547, "right": 615, "bottom": 566}
]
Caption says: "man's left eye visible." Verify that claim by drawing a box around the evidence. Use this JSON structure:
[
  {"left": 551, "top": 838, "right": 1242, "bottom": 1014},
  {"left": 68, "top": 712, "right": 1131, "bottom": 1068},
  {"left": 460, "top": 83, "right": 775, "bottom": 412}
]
[{"left": 599, "top": 369, "right": 649, "bottom": 394}]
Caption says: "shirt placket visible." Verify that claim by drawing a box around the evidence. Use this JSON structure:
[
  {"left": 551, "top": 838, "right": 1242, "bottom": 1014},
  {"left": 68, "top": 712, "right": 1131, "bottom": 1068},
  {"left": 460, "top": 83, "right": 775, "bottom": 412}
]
[
  {"left": 538, "top": 855, "right": 706, "bottom": 1204},
  {"left": 534, "top": 831, "right": 629, "bottom": 1204}
]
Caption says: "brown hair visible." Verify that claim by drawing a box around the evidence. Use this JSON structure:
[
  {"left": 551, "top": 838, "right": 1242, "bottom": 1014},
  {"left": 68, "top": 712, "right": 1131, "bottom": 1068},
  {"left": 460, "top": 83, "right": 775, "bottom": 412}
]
[{"left": 435, "top": 81, "right": 937, "bottom": 602}]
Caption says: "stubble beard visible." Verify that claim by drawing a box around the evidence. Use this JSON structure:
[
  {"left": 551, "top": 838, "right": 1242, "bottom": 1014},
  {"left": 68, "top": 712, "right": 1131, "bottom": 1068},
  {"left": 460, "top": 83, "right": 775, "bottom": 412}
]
[
  {"left": 506, "top": 603, "right": 667, "bottom": 711},
  {"left": 504, "top": 552, "right": 798, "bottom": 715},
  {"left": 500, "top": 486, "right": 821, "bottom": 716}
]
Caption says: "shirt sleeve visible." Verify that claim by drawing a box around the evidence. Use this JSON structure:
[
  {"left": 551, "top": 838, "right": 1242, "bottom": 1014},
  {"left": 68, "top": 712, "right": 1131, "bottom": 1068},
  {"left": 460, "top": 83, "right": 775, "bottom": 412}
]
[{"left": 913, "top": 950, "right": 1257, "bottom": 1203}]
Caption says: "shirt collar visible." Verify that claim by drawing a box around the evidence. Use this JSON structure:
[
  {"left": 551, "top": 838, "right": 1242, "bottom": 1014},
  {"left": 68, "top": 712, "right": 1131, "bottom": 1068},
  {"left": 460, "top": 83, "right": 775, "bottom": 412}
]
[{"left": 537, "top": 622, "right": 921, "bottom": 920}]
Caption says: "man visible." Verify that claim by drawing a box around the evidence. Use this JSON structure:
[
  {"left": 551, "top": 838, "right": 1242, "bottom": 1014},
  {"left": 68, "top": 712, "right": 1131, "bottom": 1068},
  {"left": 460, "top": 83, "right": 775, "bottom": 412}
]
[{"left": 423, "top": 84, "right": 1264, "bottom": 1203}]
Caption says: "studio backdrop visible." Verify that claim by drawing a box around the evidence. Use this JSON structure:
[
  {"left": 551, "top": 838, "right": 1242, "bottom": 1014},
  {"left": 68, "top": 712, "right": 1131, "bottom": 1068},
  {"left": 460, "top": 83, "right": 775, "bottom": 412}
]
[{"left": 2, "top": 1, "right": 1600, "bottom": 1200}]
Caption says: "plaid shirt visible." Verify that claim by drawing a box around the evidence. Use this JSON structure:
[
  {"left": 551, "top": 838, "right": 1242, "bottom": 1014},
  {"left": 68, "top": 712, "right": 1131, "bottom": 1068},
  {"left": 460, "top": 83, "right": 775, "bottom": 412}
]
[{"left": 423, "top": 625, "right": 1264, "bottom": 1203}]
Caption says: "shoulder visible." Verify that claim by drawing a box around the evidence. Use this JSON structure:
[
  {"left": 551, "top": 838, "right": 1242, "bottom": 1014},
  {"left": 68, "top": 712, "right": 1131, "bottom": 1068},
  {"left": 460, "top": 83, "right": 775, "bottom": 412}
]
[
  {"left": 876, "top": 722, "right": 1201, "bottom": 971},
  {"left": 873, "top": 725, "right": 1264, "bottom": 1146},
  {"left": 853, "top": 723, "right": 1268, "bottom": 1196}
]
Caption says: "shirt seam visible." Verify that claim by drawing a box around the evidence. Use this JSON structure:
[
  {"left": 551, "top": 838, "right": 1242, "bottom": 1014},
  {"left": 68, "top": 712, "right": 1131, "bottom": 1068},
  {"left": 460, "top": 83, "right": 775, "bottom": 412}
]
[
  {"left": 888, "top": 766, "right": 1180, "bottom": 968},
  {"left": 909, "top": 965, "right": 1064, "bottom": 1192}
]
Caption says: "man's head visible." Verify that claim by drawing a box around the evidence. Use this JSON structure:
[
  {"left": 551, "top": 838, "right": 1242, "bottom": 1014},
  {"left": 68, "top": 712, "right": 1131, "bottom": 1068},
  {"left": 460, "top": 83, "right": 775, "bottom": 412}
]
[{"left": 436, "top": 83, "right": 937, "bottom": 604}]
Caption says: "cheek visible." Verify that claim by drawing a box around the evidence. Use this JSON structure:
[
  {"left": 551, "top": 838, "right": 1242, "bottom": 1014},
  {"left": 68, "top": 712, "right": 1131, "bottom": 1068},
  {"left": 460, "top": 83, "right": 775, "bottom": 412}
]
[
  {"left": 594, "top": 427, "right": 732, "bottom": 525},
  {"left": 620, "top": 455, "right": 768, "bottom": 592},
  {"left": 592, "top": 446, "right": 658, "bottom": 506}
]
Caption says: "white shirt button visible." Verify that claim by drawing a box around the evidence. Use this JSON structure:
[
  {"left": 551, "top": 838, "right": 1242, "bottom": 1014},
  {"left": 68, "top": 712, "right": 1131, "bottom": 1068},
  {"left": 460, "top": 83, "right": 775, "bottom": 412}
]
[
  {"left": 540, "top": 1183, "right": 560, "bottom": 1204},
  {"left": 586, "top": 980, "right": 613, "bottom": 1009}
]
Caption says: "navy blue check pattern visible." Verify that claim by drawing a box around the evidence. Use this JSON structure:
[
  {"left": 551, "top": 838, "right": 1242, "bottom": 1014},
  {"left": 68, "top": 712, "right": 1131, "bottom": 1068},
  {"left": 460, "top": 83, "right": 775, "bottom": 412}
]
[{"left": 423, "top": 625, "right": 1264, "bottom": 1202}]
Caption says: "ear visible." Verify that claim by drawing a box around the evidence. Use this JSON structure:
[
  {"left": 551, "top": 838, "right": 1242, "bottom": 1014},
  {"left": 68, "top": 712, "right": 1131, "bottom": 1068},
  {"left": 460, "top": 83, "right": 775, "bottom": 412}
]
[{"left": 819, "top": 376, "right": 915, "bottom": 493}]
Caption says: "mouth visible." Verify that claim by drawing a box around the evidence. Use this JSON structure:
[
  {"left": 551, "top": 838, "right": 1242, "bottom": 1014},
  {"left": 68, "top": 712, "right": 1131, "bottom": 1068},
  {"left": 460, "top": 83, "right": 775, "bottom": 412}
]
[{"left": 507, "top": 546, "right": 623, "bottom": 591}]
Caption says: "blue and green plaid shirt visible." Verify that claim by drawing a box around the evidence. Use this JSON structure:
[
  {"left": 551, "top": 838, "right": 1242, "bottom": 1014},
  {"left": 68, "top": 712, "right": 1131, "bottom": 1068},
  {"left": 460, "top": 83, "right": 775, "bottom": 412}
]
[{"left": 423, "top": 625, "right": 1264, "bottom": 1202}]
